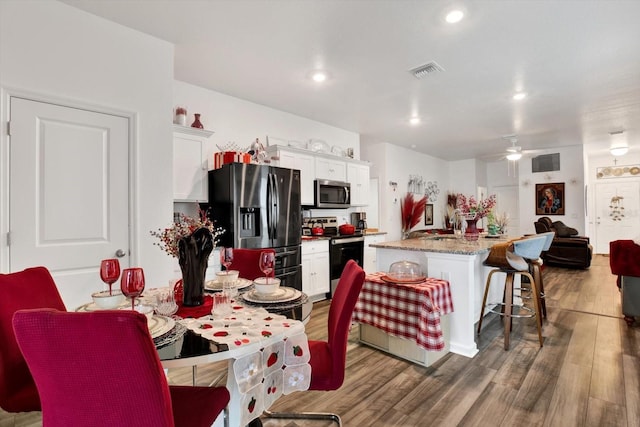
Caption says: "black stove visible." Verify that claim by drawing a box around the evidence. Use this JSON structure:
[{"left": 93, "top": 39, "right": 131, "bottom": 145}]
[{"left": 305, "top": 217, "right": 364, "bottom": 298}]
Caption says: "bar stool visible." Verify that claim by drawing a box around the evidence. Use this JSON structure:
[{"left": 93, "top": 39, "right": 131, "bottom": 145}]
[
  {"left": 477, "top": 235, "right": 547, "bottom": 350},
  {"left": 523, "top": 232, "right": 555, "bottom": 319}
]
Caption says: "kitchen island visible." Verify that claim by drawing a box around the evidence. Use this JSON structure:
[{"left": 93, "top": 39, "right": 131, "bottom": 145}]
[{"left": 370, "top": 235, "right": 509, "bottom": 358}]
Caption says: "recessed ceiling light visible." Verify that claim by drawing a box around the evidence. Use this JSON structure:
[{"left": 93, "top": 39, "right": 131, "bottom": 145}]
[
  {"left": 445, "top": 9, "right": 464, "bottom": 23},
  {"left": 409, "top": 117, "right": 421, "bottom": 125},
  {"left": 513, "top": 92, "right": 527, "bottom": 100},
  {"left": 311, "top": 71, "right": 328, "bottom": 82}
]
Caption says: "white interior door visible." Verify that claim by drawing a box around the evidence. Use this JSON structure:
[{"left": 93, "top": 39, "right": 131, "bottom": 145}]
[
  {"left": 9, "top": 97, "right": 130, "bottom": 309},
  {"left": 595, "top": 181, "right": 640, "bottom": 253}
]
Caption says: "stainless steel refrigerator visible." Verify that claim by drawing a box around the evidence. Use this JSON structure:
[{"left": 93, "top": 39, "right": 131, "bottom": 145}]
[{"left": 208, "top": 163, "right": 302, "bottom": 290}]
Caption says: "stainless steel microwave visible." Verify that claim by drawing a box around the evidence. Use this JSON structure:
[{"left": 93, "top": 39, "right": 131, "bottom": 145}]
[{"left": 314, "top": 179, "right": 351, "bottom": 208}]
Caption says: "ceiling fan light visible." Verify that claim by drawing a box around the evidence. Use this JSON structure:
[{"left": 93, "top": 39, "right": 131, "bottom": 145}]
[
  {"left": 610, "top": 146, "right": 629, "bottom": 156},
  {"left": 506, "top": 152, "right": 522, "bottom": 161}
]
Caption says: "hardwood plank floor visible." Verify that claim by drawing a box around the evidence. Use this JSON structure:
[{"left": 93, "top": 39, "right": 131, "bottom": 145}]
[{"left": 2, "top": 255, "right": 638, "bottom": 427}]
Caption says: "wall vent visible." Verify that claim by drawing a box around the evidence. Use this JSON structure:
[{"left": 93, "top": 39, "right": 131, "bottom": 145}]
[{"left": 409, "top": 61, "right": 444, "bottom": 79}]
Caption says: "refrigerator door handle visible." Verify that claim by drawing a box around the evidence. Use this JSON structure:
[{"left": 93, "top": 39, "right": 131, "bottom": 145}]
[
  {"left": 273, "top": 173, "right": 280, "bottom": 240},
  {"left": 266, "top": 172, "right": 273, "bottom": 240}
]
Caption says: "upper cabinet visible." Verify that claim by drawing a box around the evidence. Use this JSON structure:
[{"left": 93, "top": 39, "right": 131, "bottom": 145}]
[
  {"left": 173, "top": 125, "right": 214, "bottom": 202},
  {"left": 347, "top": 162, "right": 370, "bottom": 206},
  {"left": 267, "top": 145, "right": 370, "bottom": 207},
  {"left": 268, "top": 147, "right": 315, "bottom": 206},
  {"left": 315, "top": 157, "right": 346, "bottom": 182}
]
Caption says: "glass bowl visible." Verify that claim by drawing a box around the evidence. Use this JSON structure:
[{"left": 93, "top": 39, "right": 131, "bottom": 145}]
[{"left": 387, "top": 260, "right": 424, "bottom": 282}]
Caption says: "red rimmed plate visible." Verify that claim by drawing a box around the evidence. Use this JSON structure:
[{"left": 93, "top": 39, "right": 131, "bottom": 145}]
[{"left": 380, "top": 275, "right": 426, "bottom": 284}]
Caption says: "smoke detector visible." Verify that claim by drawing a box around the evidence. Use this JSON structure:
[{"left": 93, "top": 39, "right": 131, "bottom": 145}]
[{"left": 409, "top": 61, "right": 445, "bottom": 79}]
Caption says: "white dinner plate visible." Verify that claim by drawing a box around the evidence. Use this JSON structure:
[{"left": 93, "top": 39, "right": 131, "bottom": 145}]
[
  {"left": 205, "top": 277, "right": 253, "bottom": 291},
  {"left": 242, "top": 287, "right": 302, "bottom": 303},
  {"left": 148, "top": 315, "right": 176, "bottom": 339},
  {"left": 75, "top": 300, "right": 129, "bottom": 312}
]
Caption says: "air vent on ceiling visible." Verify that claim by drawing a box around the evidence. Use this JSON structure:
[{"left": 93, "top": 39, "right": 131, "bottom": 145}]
[{"left": 409, "top": 61, "right": 445, "bottom": 79}]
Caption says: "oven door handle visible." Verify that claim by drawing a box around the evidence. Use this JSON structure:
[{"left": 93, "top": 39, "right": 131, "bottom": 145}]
[
  {"left": 331, "top": 237, "right": 364, "bottom": 245},
  {"left": 277, "top": 250, "right": 299, "bottom": 257}
]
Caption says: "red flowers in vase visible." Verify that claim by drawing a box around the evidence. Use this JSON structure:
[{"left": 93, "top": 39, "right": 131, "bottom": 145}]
[{"left": 401, "top": 193, "right": 427, "bottom": 236}]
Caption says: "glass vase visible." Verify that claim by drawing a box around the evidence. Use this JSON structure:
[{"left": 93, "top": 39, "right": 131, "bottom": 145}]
[
  {"left": 191, "top": 113, "right": 204, "bottom": 129},
  {"left": 464, "top": 215, "right": 480, "bottom": 241}
]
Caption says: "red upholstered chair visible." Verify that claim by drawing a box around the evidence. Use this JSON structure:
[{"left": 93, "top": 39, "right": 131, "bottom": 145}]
[
  {"left": 12, "top": 309, "right": 230, "bottom": 427},
  {"left": 266, "top": 259, "right": 365, "bottom": 426},
  {"left": 0, "top": 266, "right": 66, "bottom": 413},
  {"left": 227, "top": 248, "right": 276, "bottom": 280}
]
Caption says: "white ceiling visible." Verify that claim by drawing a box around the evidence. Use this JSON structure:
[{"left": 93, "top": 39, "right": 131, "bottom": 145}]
[{"left": 61, "top": 0, "right": 640, "bottom": 161}]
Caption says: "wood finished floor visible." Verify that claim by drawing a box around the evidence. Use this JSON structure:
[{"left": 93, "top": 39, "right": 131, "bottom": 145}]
[{"left": 2, "top": 255, "right": 638, "bottom": 427}]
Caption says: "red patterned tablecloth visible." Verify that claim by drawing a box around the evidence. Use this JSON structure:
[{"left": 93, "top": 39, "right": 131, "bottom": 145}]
[{"left": 353, "top": 272, "right": 454, "bottom": 351}]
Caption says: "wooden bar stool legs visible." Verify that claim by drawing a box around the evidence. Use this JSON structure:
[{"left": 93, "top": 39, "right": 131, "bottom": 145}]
[
  {"left": 478, "top": 268, "right": 544, "bottom": 350},
  {"left": 530, "top": 260, "right": 547, "bottom": 319}
]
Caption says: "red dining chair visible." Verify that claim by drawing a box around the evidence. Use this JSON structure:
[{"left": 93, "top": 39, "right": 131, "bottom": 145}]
[
  {"left": 227, "top": 248, "right": 276, "bottom": 280},
  {"left": 12, "top": 309, "right": 230, "bottom": 427},
  {"left": 265, "top": 259, "right": 365, "bottom": 426},
  {"left": 0, "top": 266, "right": 66, "bottom": 414}
]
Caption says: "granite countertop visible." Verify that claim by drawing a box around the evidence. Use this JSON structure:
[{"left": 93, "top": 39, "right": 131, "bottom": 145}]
[
  {"left": 301, "top": 230, "right": 387, "bottom": 242},
  {"left": 370, "top": 235, "right": 511, "bottom": 255}
]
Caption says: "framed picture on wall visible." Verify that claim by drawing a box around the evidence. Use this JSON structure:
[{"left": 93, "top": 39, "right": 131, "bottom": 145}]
[
  {"left": 424, "top": 204, "right": 434, "bottom": 225},
  {"left": 535, "top": 182, "right": 565, "bottom": 215}
]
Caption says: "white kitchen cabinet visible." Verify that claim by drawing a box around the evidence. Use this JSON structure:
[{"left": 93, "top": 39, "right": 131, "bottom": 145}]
[
  {"left": 173, "top": 125, "right": 214, "bottom": 202},
  {"left": 301, "top": 239, "right": 330, "bottom": 300},
  {"left": 269, "top": 147, "right": 315, "bottom": 206},
  {"left": 315, "top": 157, "right": 346, "bottom": 182},
  {"left": 347, "top": 162, "right": 370, "bottom": 206},
  {"left": 363, "top": 234, "right": 386, "bottom": 274}
]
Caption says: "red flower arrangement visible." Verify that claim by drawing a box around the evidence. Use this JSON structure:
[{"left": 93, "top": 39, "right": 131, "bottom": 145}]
[
  {"left": 150, "top": 207, "right": 224, "bottom": 258},
  {"left": 401, "top": 193, "right": 427, "bottom": 235},
  {"left": 455, "top": 194, "right": 496, "bottom": 219}
]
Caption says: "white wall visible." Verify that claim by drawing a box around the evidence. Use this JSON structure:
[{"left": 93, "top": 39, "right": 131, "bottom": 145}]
[
  {"left": 517, "top": 145, "right": 586, "bottom": 235},
  {"left": 173, "top": 80, "right": 360, "bottom": 167},
  {"left": 0, "top": 0, "right": 176, "bottom": 291},
  {"left": 361, "top": 142, "right": 449, "bottom": 241}
]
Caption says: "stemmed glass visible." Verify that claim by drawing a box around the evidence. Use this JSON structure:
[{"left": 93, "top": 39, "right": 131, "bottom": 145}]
[
  {"left": 100, "top": 259, "right": 121, "bottom": 296},
  {"left": 219, "top": 247, "right": 234, "bottom": 272},
  {"left": 120, "top": 267, "right": 145, "bottom": 311},
  {"left": 259, "top": 251, "right": 275, "bottom": 285}
]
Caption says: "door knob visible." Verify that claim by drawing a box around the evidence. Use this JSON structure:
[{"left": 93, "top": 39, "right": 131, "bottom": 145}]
[{"left": 115, "top": 249, "right": 126, "bottom": 258}]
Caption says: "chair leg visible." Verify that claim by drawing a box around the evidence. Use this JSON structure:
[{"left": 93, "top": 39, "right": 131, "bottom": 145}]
[
  {"left": 503, "top": 273, "right": 514, "bottom": 350},
  {"left": 478, "top": 268, "right": 500, "bottom": 334},
  {"left": 522, "top": 271, "right": 544, "bottom": 347},
  {"left": 263, "top": 409, "right": 342, "bottom": 426},
  {"left": 532, "top": 263, "right": 547, "bottom": 319}
]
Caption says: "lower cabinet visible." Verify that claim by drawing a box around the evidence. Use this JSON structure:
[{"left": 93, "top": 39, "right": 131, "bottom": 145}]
[
  {"left": 363, "top": 234, "right": 386, "bottom": 274},
  {"left": 301, "top": 240, "right": 330, "bottom": 300}
]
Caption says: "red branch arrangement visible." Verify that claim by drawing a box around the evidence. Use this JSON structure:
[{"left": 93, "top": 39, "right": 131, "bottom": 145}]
[{"left": 401, "top": 193, "right": 427, "bottom": 233}]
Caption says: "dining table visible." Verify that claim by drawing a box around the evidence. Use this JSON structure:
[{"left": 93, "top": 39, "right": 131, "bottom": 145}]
[{"left": 77, "top": 280, "right": 312, "bottom": 427}]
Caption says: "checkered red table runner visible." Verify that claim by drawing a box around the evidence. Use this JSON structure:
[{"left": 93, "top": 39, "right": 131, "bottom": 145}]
[{"left": 353, "top": 272, "right": 454, "bottom": 351}]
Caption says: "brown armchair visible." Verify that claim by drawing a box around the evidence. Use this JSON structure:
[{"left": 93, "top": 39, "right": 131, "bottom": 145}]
[{"left": 534, "top": 217, "right": 593, "bottom": 269}]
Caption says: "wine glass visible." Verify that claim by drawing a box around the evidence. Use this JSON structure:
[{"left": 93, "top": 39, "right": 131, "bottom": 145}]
[
  {"left": 99, "top": 259, "right": 121, "bottom": 296},
  {"left": 120, "top": 267, "right": 145, "bottom": 311},
  {"left": 219, "top": 247, "right": 234, "bottom": 272},
  {"left": 259, "top": 251, "right": 275, "bottom": 285}
]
